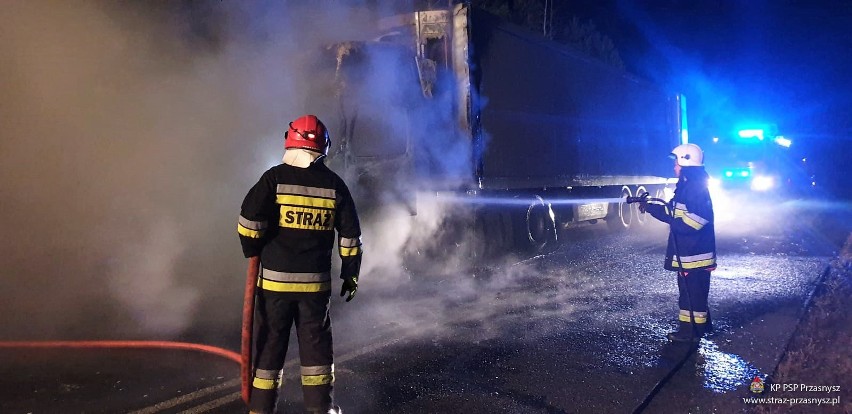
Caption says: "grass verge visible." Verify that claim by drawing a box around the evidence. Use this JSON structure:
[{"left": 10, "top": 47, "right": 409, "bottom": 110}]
[{"left": 751, "top": 235, "right": 852, "bottom": 413}]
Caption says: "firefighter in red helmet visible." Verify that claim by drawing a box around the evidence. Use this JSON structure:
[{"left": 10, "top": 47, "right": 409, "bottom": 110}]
[{"left": 238, "top": 114, "right": 362, "bottom": 414}]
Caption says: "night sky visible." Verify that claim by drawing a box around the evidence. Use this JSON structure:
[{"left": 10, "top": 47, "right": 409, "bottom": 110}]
[{"left": 564, "top": 1, "right": 851, "bottom": 138}]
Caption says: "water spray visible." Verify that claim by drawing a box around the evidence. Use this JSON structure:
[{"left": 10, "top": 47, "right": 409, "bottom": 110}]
[{"left": 432, "top": 192, "right": 626, "bottom": 207}]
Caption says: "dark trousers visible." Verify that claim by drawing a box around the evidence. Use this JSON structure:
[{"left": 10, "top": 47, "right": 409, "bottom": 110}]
[
  {"left": 676, "top": 269, "right": 711, "bottom": 324},
  {"left": 250, "top": 291, "right": 334, "bottom": 413}
]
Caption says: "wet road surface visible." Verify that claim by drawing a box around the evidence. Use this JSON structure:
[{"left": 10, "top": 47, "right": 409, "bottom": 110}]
[
  {"left": 0, "top": 345, "right": 239, "bottom": 413},
  {"left": 2, "top": 195, "right": 850, "bottom": 413}
]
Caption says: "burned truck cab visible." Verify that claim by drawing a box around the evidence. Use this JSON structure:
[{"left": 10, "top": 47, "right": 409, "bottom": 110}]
[
  {"left": 315, "top": 3, "right": 681, "bottom": 259},
  {"left": 317, "top": 6, "right": 477, "bottom": 221}
]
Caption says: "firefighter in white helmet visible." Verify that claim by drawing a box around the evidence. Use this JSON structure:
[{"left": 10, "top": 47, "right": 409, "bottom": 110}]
[
  {"left": 637, "top": 143, "right": 717, "bottom": 342},
  {"left": 238, "top": 114, "right": 362, "bottom": 413}
]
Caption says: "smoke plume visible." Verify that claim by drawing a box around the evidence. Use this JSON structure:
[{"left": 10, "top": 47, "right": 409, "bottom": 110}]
[{"left": 0, "top": 1, "right": 494, "bottom": 344}]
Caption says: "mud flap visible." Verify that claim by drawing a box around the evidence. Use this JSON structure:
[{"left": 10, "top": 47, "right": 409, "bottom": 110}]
[{"left": 241, "top": 257, "right": 260, "bottom": 404}]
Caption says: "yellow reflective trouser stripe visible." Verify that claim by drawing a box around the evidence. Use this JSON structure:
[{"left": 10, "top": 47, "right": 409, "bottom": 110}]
[
  {"left": 258, "top": 279, "right": 331, "bottom": 293},
  {"left": 678, "top": 315, "right": 708, "bottom": 323},
  {"left": 340, "top": 246, "right": 361, "bottom": 257},
  {"left": 252, "top": 377, "right": 278, "bottom": 390},
  {"left": 238, "top": 224, "right": 262, "bottom": 238},
  {"left": 679, "top": 311, "right": 708, "bottom": 323},
  {"left": 670, "top": 258, "right": 716, "bottom": 269},
  {"left": 302, "top": 373, "right": 334, "bottom": 386}
]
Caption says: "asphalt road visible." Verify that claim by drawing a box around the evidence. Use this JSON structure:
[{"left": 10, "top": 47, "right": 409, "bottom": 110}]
[{"left": 1, "top": 194, "right": 849, "bottom": 413}]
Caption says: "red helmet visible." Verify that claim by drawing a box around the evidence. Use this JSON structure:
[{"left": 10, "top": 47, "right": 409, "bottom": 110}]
[{"left": 284, "top": 114, "right": 330, "bottom": 155}]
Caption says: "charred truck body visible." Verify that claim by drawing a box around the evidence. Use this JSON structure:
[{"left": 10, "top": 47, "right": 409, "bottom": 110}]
[{"left": 312, "top": 4, "right": 682, "bottom": 256}]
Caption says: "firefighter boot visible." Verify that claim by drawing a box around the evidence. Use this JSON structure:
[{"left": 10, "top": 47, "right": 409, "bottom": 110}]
[
  {"left": 667, "top": 321, "right": 702, "bottom": 342},
  {"left": 306, "top": 406, "right": 341, "bottom": 414}
]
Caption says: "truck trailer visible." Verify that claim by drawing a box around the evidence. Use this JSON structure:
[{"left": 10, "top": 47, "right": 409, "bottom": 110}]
[{"left": 307, "top": 3, "right": 683, "bottom": 257}]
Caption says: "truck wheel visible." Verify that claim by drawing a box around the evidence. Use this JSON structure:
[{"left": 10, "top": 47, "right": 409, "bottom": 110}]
[
  {"left": 607, "top": 186, "right": 633, "bottom": 232},
  {"left": 634, "top": 185, "right": 648, "bottom": 226},
  {"left": 524, "top": 197, "right": 558, "bottom": 253}
]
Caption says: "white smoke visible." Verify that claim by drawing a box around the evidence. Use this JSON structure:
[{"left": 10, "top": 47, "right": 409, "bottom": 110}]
[
  {"left": 6, "top": 1, "right": 782, "bottom": 347},
  {"left": 0, "top": 0, "right": 489, "bottom": 340}
]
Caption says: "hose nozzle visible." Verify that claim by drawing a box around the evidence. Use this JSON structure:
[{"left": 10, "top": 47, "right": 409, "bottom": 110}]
[{"left": 626, "top": 191, "right": 650, "bottom": 204}]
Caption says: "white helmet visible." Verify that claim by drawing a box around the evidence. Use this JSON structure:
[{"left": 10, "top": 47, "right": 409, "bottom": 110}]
[{"left": 670, "top": 143, "right": 704, "bottom": 167}]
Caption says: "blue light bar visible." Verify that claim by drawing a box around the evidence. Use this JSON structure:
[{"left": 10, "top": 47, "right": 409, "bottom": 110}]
[
  {"left": 774, "top": 136, "right": 792, "bottom": 147},
  {"left": 722, "top": 168, "right": 752, "bottom": 180},
  {"left": 738, "top": 129, "right": 764, "bottom": 140}
]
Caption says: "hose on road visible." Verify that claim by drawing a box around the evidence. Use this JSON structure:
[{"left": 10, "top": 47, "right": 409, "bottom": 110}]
[
  {"left": 0, "top": 340, "right": 241, "bottom": 364},
  {"left": 633, "top": 197, "right": 702, "bottom": 414},
  {"left": 631, "top": 341, "right": 698, "bottom": 414}
]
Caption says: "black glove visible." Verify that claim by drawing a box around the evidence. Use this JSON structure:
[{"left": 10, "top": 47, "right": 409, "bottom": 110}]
[{"left": 340, "top": 276, "right": 358, "bottom": 302}]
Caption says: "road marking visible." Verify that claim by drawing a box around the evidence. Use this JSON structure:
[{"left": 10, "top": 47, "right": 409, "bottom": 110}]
[
  {"left": 166, "top": 335, "right": 412, "bottom": 413},
  {"left": 176, "top": 391, "right": 241, "bottom": 414},
  {"left": 126, "top": 378, "right": 240, "bottom": 414},
  {"left": 141, "top": 255, "right": 556, "bottom": 412}
]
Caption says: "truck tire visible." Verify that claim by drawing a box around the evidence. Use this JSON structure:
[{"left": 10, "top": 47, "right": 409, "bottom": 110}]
[
  {"left": 522, "top": 197, "right": 558, "bottom": 253},
  {"left": 606, "top": 186, "right": 633, "bottom": 232},
  {"left": 633, "top": 185, "right": 649, "bottom": 227}
]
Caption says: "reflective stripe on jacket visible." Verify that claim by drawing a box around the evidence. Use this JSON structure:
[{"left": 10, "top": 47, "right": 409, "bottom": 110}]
[
  {"left": 238, "top": 162, "right": 362, "bottom": 288},
  {"left": 644, "top": 185, "right": 716, "bottom": 272}
]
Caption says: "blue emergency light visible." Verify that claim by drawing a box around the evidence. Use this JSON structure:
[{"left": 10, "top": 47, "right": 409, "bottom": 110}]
[
  {"left": 723, "top": 168, "right": 751, "bottom": 179},
  {"left": 774, "top": 136, "right": 792, "bottom": 148},
  {"left": 738, "top": 129, "right": 764, "bottom": 140}
]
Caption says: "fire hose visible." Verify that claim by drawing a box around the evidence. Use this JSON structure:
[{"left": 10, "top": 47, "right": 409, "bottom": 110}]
[
  {"left": 0, "top": 340, "right": 241, "bottom": 363},
  {"left": 241, "top": 256, "right": 260, "bottom": 404},
  {"left": 1, "top": 256, "right": 261, "bottom": 406},
  {"left": 1, "top": 258, "right": 261, "bottom": 407}
]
